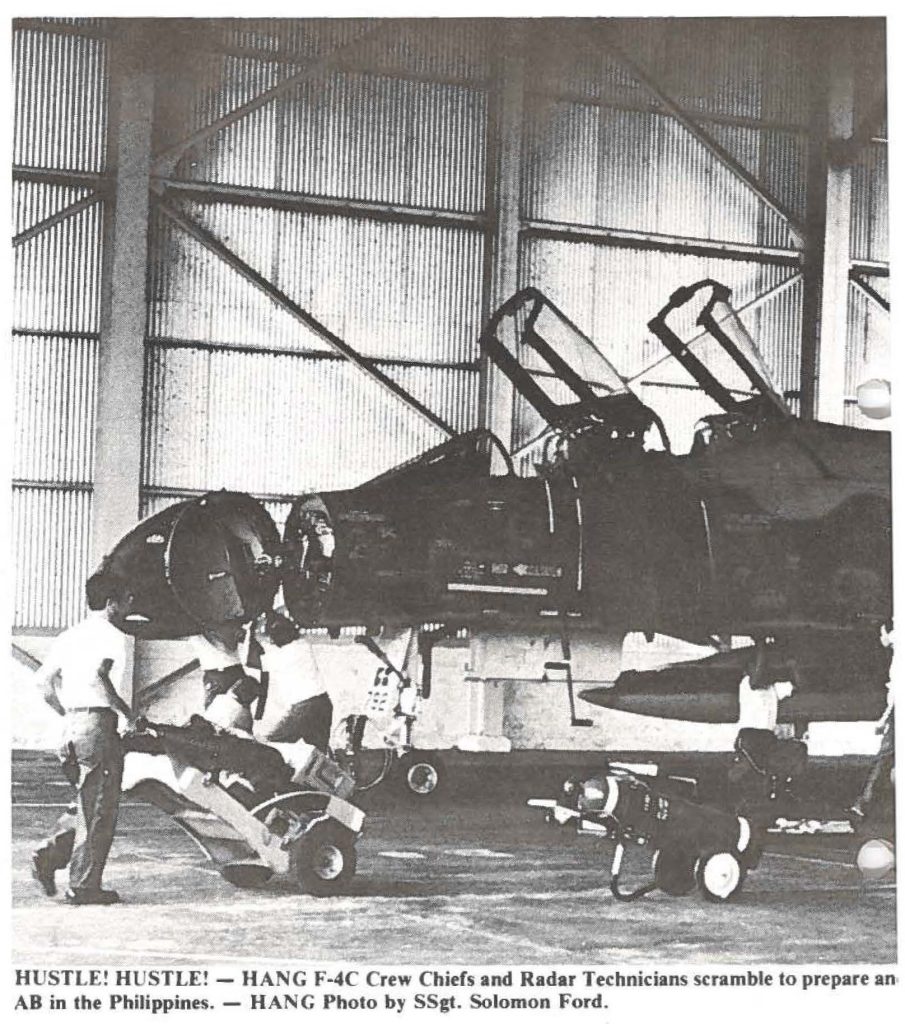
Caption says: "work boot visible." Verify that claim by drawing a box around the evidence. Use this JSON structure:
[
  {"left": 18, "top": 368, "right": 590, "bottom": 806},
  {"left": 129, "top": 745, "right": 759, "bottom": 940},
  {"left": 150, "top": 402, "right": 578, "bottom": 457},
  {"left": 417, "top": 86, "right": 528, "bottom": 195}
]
[
  {"left": 30, "top": 849, "right": 57, "bottom": 897},
  {"left": 64, "top": 888, "right": 120, "bottom": 906}
]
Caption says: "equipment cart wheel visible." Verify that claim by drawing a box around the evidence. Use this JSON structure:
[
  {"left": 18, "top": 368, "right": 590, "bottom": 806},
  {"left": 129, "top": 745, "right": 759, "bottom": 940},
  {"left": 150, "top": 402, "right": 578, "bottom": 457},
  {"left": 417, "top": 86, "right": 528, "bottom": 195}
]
[
  {"left": 397, "top": 750, "right": 444, "bottom": 798},
  {"left": 652, "top": 846, "right": 698, "bottom": 896},
  {"left": 294, "top": 820, "right": 358, "bottom": 896},
  {"left": 696, "top": 850, "right": 746, "bottom": 902}
]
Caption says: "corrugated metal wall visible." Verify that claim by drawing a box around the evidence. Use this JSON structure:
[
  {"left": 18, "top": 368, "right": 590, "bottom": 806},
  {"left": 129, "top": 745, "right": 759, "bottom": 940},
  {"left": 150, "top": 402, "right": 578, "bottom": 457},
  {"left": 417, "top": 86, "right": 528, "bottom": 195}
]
[
  {"left": 518, "top": 18, "right": 814, "bottom": 454},
  {"left": 12, "top": 22, "right": 107, "bottom": 629},
  {"left": 142, "top": 20, "right": 488, "bottom": 515},
  {"left": 148, "top": 204, "right": 483, "bottom": 362},
  {"left": 13, "top": 28, "right": 107, "bottom": 172},
  {"left": 522, "top": 107, "right": 804, "bottom": 250},
  {"left": 12, "top": 18, "right": 889, "bottom": 630}
]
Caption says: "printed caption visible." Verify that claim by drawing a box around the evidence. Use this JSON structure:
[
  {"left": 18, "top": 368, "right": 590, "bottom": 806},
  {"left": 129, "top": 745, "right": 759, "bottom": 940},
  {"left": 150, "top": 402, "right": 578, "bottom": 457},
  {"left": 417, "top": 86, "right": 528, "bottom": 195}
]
[{"left": 13, "top": 967, "right": 899, "bottom": 1014}]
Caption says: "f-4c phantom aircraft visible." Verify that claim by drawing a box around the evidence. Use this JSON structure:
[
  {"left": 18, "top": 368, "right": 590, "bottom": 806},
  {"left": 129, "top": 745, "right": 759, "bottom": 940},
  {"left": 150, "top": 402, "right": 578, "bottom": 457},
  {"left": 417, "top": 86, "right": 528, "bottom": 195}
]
[{"left": 95, "top": 280, "right": 892, "bottom": 730}]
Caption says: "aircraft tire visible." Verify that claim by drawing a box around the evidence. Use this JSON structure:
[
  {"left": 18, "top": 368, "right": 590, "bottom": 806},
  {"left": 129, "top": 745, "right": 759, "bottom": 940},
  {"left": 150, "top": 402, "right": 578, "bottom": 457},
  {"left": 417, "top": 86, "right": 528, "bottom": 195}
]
[
  {"left": 397, "top": 750, "right": 444, "bottom": 799},
  {"left": 652, "top": 845, "right": 698, "bottom": 896},
  {"left": 696, "top": 850, "right": 746, "bottom": 902},
  {"left": 294, "top": 821, "right": 358, "bottom": 895}
]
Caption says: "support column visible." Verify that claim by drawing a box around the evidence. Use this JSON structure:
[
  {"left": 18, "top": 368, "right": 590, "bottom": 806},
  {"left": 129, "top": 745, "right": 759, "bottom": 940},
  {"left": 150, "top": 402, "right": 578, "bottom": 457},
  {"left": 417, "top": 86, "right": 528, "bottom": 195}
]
[
  {"left": 816, "top": 38, "right": 854, "bottom": 424},
  {"left": 92, "top": 24, "right": 156, "bottom": 702},
  {"left": 799, "top": 28, "right": 853, "bottom": 423},
  {"left": 480, "top": 22, "right": 525, "bottom": 466},
  {"left": 92, "top": 25, "right": 154, "bottom": 563},
  {"left": 456, "top": 678, "right": 510, "bottom": 753}
]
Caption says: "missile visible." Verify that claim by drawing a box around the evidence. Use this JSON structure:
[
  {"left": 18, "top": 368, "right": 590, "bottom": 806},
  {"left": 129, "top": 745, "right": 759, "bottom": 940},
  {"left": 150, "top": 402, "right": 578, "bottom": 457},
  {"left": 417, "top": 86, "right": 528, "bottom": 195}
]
[
  {"left": 580, "top": 639, "right": 889, "bottom": 724},
  {"left": 579, "top": 676, "right": 887, "bottom": 724},
  {"left": 580, "top": 677, "right": 738, "bottom": 723}
]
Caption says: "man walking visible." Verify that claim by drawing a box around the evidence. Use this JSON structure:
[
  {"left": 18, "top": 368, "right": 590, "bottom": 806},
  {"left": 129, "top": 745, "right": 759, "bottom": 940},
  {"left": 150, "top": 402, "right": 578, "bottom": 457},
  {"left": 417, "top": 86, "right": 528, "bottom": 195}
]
[{"left": 31, "top": 575, "right": 134, "bottom": 905}]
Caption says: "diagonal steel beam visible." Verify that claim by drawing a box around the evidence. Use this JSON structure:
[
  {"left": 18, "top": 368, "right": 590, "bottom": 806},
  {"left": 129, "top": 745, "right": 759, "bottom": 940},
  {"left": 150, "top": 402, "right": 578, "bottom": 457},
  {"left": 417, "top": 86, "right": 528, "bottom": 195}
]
[
  {"left": 154, "top": 192, "right": 456, "bottom": 437},
  {"left": 13, "top": 165, "right": 107, "bottom": 189},
  {"left": 12, "top": 643, "right": 41, "bottom": 671},
  {"left": 600, "top": 35, "right": 807, "bottom": 248},
  {"left": 136, "top": 659, "right": 201, "bottom": 707},
  {"left": 151, "top": 23, "right": 394, "bottom": 175},
  {"left": 850, "top": 271, "right": 890, "bottom": 313},
  {"left": 13, "top": 191, "right": 103, "bottom": 248}
]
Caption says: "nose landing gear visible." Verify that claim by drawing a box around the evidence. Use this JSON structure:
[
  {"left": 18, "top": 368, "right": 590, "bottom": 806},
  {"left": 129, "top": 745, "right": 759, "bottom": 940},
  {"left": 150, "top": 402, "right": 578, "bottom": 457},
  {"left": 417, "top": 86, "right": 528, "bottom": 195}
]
[{"left": 334, "top": 631, "right": 446, "bottom": 799}]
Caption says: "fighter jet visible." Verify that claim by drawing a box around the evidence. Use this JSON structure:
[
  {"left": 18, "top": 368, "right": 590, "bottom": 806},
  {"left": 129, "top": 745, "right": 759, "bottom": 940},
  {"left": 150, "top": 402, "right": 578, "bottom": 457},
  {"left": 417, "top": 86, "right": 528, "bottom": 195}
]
[{"left": 93, "top": 280, "right": 891, "bottom": 731}]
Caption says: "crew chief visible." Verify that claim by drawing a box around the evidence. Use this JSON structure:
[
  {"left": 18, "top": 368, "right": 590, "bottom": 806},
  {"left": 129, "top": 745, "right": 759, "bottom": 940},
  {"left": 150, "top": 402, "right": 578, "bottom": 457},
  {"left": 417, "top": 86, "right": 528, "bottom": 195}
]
[{"left": 31, "top": 574, "right": 135, "bottom": 905}]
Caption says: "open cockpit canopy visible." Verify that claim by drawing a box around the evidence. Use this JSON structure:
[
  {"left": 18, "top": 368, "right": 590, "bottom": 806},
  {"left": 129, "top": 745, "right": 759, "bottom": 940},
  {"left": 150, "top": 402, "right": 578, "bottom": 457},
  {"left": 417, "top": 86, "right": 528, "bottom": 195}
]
[
  {"left": 646, "top": 279, "right": 790, "bottom": 420},
  {"left": 480, "top": 287, "right": 661, "bottom": 456}
]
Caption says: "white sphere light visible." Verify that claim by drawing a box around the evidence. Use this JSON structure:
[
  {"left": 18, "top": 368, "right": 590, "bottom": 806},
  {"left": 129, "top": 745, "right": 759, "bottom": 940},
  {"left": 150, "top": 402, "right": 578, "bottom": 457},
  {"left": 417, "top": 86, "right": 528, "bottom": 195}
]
[
  {"left": 857, "top": 378, "right": 891, "bottom": 419},
  {"left": 855, "top": 838, "right": 895, "bottom": 881}
]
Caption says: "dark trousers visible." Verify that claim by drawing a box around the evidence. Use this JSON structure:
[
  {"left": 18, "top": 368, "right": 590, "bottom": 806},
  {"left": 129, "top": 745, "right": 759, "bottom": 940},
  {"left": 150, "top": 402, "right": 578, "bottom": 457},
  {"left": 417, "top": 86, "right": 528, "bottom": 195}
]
[
  {"left": 260, "top": 693, "right": 334, "bottom": 750},
  {"left": 203, "top": 665, "right": 246, "bottom": 708},
  {"left": 40, "top": 710, "right": 123, "bottom": 892}
]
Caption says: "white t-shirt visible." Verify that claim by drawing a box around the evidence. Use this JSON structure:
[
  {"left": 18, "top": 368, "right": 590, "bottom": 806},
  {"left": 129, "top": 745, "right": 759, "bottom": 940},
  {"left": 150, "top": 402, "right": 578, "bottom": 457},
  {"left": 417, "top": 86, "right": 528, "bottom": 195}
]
[
  {"left": 737, "top": 674, "right": 793, "bottom": 731},
  {"left": 261, "top": 637, "right": 327, "bottom": 704},
  {"left": 42, "top": 612, "right": 129, "bottom": 710}
]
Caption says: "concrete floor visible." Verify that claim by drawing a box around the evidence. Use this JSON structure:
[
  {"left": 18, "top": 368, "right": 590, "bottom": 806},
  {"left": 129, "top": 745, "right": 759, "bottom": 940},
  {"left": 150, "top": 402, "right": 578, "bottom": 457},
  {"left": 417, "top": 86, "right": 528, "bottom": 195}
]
[{"left": 11, "top": 751, "right": 896, "bottom": 966}]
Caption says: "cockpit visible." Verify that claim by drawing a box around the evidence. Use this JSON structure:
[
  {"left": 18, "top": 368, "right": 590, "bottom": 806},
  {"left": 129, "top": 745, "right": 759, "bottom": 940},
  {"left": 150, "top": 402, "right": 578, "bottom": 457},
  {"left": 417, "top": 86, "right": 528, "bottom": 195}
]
[
  {"left": 479, "top": 280, "right": 791, "bottom": 469},
  {"left": 479, "top": 287, "right": 669, "bottom": 469},
  {"left": 646, "top": 279, "right": 791, "bottom": 436}
]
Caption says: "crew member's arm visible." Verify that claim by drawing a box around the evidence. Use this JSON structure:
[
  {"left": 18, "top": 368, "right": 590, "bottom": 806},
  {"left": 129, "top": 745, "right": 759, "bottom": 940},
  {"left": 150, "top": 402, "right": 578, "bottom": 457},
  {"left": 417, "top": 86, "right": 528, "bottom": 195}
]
[
  {"left": 97, "top": 658, "right": 135, "bottom": 723},
  {"left": 37, "top": 668, "right": 66, "bottom": 717},
  {"left": 34, "top": 648, "right": 66, "bottom": 717}
]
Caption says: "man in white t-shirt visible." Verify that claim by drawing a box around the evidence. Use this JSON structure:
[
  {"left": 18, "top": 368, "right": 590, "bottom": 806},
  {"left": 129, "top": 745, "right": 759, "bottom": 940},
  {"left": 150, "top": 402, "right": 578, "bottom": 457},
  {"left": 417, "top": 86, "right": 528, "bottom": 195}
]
[
  {"left": 737, "top": 673, "right": 795, "bottom": 731},
  {"left": 31, "top": 575, "right": 135, "bottom": 905},
  {"left": 255, "top": 612, "right": 333, "bottom": 750}
]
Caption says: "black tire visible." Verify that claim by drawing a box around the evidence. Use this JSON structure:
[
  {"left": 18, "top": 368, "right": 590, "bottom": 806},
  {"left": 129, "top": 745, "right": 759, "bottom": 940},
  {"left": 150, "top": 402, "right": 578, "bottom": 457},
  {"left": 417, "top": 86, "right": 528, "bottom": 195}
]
[
  {"left": 696, "top": 850, "right": 747, "bottom": 902},
  {"left": 342, "top": 748, "right": 396, "bottom": 794},
  {"left": 293, "top": 820, "right": 358, "bottom": 896},
  {"left": 652, "top": 845, "right": 697, "bottom": 896},
  {"left": 397, "top": 750, "right": 444, "bottom": 798}
]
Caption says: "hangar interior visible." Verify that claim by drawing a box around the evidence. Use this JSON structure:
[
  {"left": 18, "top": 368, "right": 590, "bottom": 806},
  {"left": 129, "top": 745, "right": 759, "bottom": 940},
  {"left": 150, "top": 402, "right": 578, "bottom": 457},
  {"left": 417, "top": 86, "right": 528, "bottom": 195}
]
[{"left": 11, "top": 17, "right": 890, "bottom": 755}]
